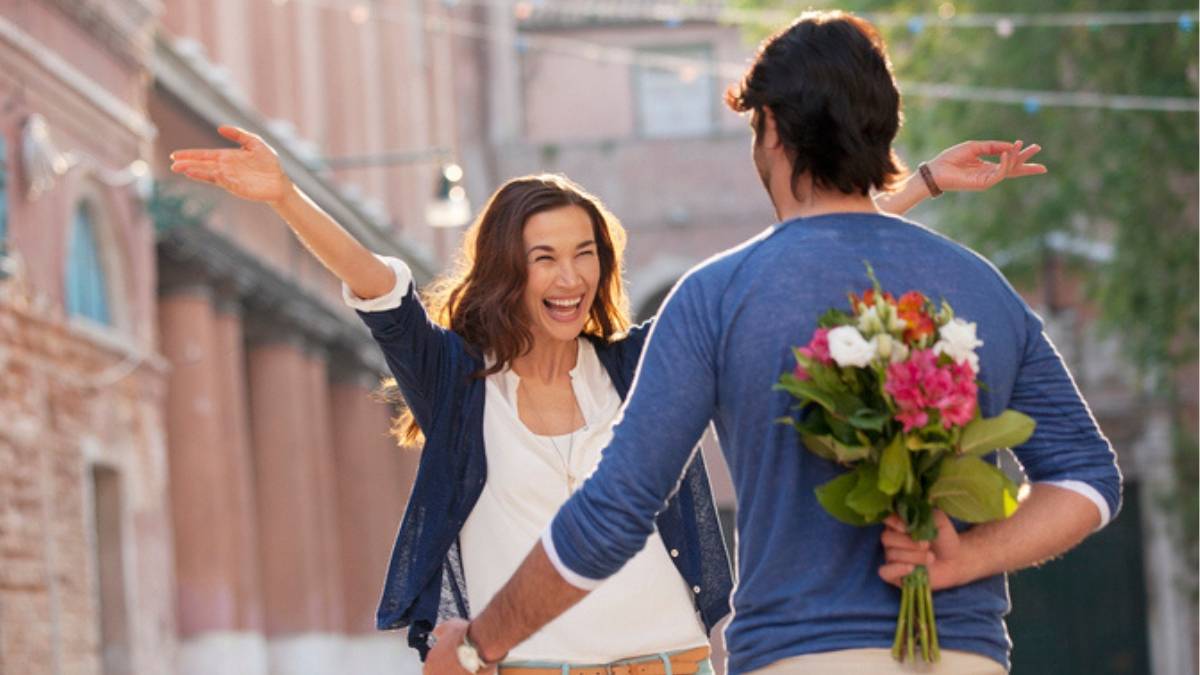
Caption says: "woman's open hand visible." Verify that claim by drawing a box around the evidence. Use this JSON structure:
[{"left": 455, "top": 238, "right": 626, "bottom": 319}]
[
  {"left": 170, "top": 125, "right": 293, "bottom": 205},
  {"left": 926, "top": 140, "right": 1047, "bottom": 193}
]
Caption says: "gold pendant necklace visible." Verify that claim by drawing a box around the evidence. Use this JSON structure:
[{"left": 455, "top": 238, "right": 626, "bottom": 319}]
[{"left": 519, "top": 380, "right": 582, "bottom": 494}]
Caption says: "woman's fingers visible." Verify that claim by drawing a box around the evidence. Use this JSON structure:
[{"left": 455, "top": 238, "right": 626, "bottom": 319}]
[
  {"left": 965, "top": 140, "right": 1012, "bottom": 158},
  {"left": 218, "top": 124, "right": 260, "bottom": 149},
  {"left": 169, "top": 159, "right": 211, "bottom": 172},
  {"left": 170, "top": 149, "right": 222, "bottom": 162},
  {"left": 1010, "top": 163, "right": 1048, "bottom": 176},
  {"left": 1013, "top": 144, "right": 1048, "bottom": 175},
  {"left": 1016, "top": 143, "right": 1042, "bottom": 162}
]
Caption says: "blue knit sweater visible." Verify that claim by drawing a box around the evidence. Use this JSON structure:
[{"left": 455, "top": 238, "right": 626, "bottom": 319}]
[{"left": 547, "top": 213, "right": 1122, "bottom": 674}]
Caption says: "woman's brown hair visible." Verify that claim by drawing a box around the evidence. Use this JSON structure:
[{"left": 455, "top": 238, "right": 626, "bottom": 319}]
[{"left": 386, "top": 174, "right": 631, "bottom": 446}]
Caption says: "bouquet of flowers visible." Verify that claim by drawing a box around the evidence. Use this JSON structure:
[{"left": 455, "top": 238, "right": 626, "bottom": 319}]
[{"left": 776, "top": 265, "right": 1035, "bottom": 663}]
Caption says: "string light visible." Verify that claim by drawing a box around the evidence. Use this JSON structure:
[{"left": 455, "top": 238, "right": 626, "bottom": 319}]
[
  {"left": 441, "top": 0, "right": 1198, "bottom": 32},
  {"left": 285, "top": 0, "right": 1199, "bottom": 114}
]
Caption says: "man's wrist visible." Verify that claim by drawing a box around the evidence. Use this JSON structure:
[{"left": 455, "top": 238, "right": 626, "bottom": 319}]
[
  {"left": 466, "top": 621, "right": 507, "bottom": 666},
  {"left": 946, "top": 531, "right": 991, "bottom": 587}
]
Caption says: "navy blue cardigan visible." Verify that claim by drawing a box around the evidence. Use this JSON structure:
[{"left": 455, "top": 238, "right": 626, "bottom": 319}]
[{"left": 357, "top": 282, "right": 734, "bottom": 659}]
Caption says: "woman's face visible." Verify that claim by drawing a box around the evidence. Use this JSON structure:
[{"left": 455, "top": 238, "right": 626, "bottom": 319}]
[{"left": 521, "top": 204, "right": 602, "bottom": 346}]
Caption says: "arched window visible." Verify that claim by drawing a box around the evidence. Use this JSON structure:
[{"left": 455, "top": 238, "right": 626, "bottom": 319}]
[{"left": 65, "top": 202, "right": 112, "bottom": 325}]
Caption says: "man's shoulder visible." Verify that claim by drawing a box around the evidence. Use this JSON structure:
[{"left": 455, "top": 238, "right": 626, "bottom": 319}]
[{"left": 673, "top": 224, "right": 780, "bottom": 294}]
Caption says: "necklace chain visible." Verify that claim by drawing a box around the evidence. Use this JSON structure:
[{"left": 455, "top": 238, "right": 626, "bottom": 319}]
[{"left": 519, "top": 380, "right": 583, "bottom": 493}]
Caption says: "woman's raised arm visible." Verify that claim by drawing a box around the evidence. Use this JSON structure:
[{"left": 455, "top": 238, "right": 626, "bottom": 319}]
[{"left": 170, "top": 125, "right": 396, "bottom": 300}]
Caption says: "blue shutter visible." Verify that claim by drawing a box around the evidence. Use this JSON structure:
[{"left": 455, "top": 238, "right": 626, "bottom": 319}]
[{"left": 65, "top": 203, "right": 112, "bottom": 325}]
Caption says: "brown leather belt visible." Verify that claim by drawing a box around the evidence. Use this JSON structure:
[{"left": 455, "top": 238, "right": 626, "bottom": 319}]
[{"left": 499, "top": 646, "right": 711, "bottom": 675}]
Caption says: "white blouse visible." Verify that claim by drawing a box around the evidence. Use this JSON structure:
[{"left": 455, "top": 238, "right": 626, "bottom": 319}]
[{"left": 459, "top": 339, "right": 708, "bottom": 663}]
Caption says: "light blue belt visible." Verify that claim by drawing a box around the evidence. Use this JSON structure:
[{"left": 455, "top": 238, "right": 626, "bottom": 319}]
[{"left": 499, "top": 645, "right": 712, "bottom": 675}]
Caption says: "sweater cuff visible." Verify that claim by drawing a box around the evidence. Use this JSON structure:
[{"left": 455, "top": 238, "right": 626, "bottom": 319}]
[
  {"left": 341, "top": 255, "right": 412, "bottom": 312},
  {"left": 540, "top": 528, "right": 605, "bottom": 591},
  {"left": 1039, "top": 480, "right": 1112, "bottom": 530}
]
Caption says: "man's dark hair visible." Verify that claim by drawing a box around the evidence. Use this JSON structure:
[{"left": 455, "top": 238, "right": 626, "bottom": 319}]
[{"left": 725, "top": 11, "right": 905, "bottom": 196}]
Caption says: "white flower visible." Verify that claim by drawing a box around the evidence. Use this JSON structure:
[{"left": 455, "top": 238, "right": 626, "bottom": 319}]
[
  {"left": 870, "top": 333, "right": 910, "bottom": 363},
  {"left": 857, "top": 306, "right": 885, "bottom": 336},
  {"left": 934, "top": 318, "right": 983, "bottom": 371},
  {"left": 828, "top": 325, "right": 877, "bottom": 368}
]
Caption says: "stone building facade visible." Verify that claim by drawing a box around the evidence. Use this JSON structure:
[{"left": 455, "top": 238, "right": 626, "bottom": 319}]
[{"left": 1, "top": 0, "right": 469, "bottom": 673}]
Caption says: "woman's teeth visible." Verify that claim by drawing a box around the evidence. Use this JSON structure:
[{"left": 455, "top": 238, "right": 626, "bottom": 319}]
[{"left": 544, "top": 296, "right": 583, "bottom": 320}]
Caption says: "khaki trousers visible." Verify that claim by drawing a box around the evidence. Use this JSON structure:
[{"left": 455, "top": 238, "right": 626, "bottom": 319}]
[{"left": 745, "top": 648, "right": 1006, "bottom": 675}]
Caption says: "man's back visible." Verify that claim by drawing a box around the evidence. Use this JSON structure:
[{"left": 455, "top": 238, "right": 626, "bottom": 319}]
[{"left": 547, "top": 212, "right": 1119, "bottom": 673}]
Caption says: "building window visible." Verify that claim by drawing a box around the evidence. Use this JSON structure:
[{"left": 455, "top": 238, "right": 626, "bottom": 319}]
[
  {"left": 91, "top": 465, "right": 132, "bottom": 675},
  {"left": 65, "top": 202, "right": 112, "bottom": 325},
  {"left": 634, "top": 45, "right": 715, "bottom": 139}
]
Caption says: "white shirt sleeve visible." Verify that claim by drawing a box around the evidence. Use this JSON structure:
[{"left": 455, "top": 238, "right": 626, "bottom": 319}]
[
  {"left": 1038, "top": 479, "right": 1112, "bottom": 530},
  {"left": 341, "top": 255, "right": 413, "bottom": 312}
]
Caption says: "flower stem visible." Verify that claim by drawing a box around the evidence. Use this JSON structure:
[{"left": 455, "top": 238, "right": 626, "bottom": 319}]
[
  {"left": 918, "top": 568, "right": 929, "bottom": 662},
  {"left": 892, "top": 565, "right": 940, "bottom": 664},
  {"left": 906, "top": 572, "right": 916, "bottom": 663},
  {"left": 892, "top": 574, "right": 909, "bottom": 660},
  {"left": 926, "top": 572, "right": 940, "bottom": 662}
]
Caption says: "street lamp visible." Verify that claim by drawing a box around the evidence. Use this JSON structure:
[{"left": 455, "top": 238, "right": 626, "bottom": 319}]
[{"left": 424, "top": 163, "right": 471, "bottom": 228}]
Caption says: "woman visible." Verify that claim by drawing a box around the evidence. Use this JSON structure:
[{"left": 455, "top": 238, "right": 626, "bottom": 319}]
[{"left": 170, "top": 126, "right": 1042, "bottom": 674}]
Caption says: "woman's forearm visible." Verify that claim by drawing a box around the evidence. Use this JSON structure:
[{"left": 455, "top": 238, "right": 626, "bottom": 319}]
[
  {"left": 271, "top": 183, "right": 396, "bottom": 300},
  {"left": 875, "top": 170, "right": 933, "bottom": 216}
]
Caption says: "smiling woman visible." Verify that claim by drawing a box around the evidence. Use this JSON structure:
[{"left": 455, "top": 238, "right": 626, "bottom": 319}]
[{"left": 170, "top": 128, "right": 730, "bottom": 670}]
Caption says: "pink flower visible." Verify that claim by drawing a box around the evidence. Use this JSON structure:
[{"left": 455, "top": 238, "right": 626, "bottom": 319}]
[
  {"left": 885, "top": 349, "right": 978, "bottom": 431},
  {"left": 936, "top": 360, "right": 979, "bottom": 427},
  {"left": 799, "top": 328, "right": 833, "bottom": 365}
]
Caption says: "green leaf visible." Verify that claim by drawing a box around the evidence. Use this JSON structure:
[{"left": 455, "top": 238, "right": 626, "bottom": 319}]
[
  {"left": 846, "top": 463, "right": 892, "bottom": 522},
  {"left": 928, "top": 455, "right": 1020, "bottom": 523},
  {"left": 914, "top": 449, "right": 945, "bottom": 478},
  {"left": 848, "top": 408, "right": 890, "bottom": 432},
  {"left": 799, "top": 433, "right": 840, "bottom": 462},
  {"left": 818, "top": 308, "right": 854, "bottom": 328},
  {"left": 815, "top": 472, "right": 869, "bottom": 527},
  {"left": 904, "top": 499, "right": 938, "bottom": 542},
  {"left": 802, "top": 432, "right": 871, "bottom": 464},
  {"left": 878, "top": 435, "right": 911, "bottom": 496},
  {"left": 827, "top": 415, "right": 857, "bottom": 445},
  {"left": 775, "top": 374, "right": 842, "bottom": 415},
  {"left": 809, "top": 361, "right": 850, "bottom": 396},
  {"left": 795, "top": 410, "right": 831, "bottom": 436},
  {"left": 959, "top": 410, "right": 1037, "bottom": 456}
]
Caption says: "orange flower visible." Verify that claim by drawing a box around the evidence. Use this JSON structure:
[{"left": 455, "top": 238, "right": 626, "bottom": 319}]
[
  {"left": 897, "top": 291, "right": 935, "bottom": 343},
  {"left": 851, "top": 288, "right": 895, "bottom": 314}
]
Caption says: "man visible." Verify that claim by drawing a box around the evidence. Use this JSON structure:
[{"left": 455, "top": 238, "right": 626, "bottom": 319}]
[{"left": 426, "top": 11, "right": 1120, "bottom": 674}]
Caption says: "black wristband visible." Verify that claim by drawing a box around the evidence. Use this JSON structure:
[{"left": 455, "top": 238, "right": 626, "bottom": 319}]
[{"left": 918, "top": 163, "right": 943, "bottom": 198}]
